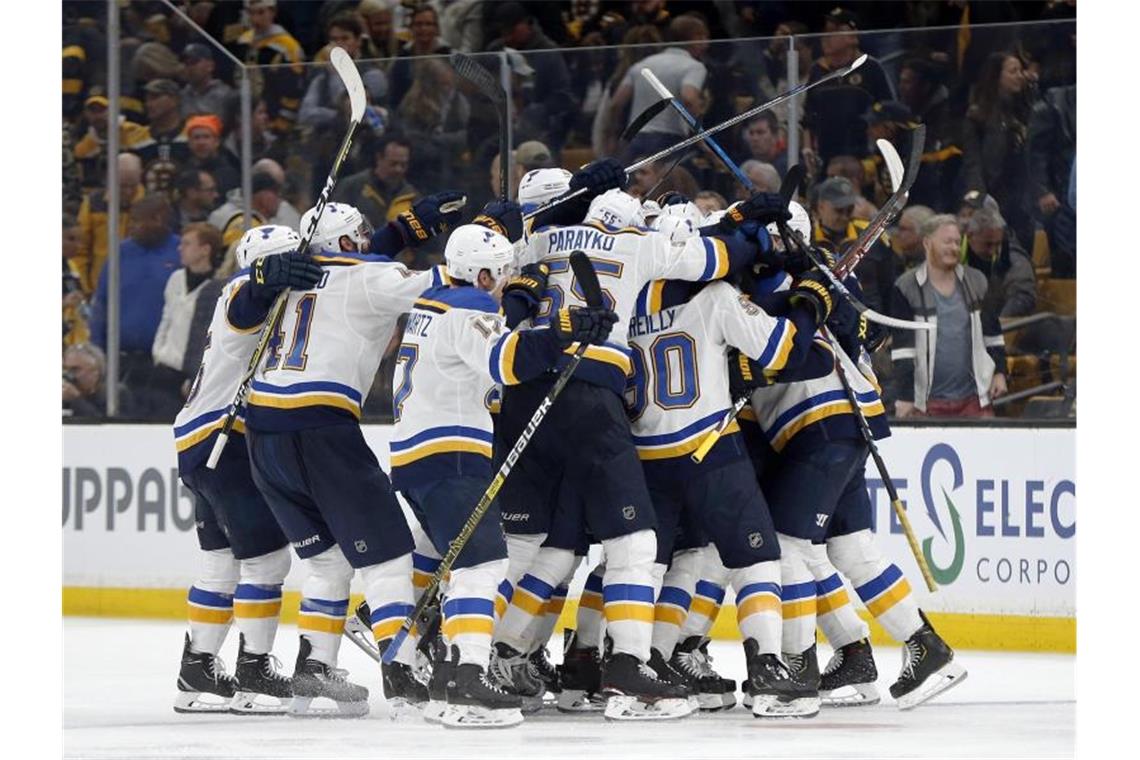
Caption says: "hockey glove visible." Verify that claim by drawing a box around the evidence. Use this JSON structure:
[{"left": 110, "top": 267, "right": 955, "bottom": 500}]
[
  {"left": 727, "top": 348, "right": 771, "bottom": 398},
  {"left": 474, "top": 199, "right": 524, "bottom": 242},
  {"left": 788, "top": 269, "right": 836, "bottom": 327},
  {"left": 250, "top": 252, "right": 324, "bottom": 303},
  {"left": 503, "top": 263, "right": 549, "bottom": 307},
  {"left": 552, "top": 306, "right": 620, "bottom": 348},
  {"left": 394, "top": 191, "right": 467, "bottom": 246},
  {"left": 655, "top": 190, "right": 691, "bottom": 207},
  {"left": 724, "top": 192, "right": 792, "bottom": 229},
  {"left": 736, "top": 220, "right": 785, "bottom": 276},
  {"left": 568, "top": 157, "right": 628, "bottom": 197}
]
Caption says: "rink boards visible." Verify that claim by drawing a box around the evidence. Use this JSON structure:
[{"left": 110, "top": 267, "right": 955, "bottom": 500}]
[{"left": 62, "top": 424, "right": 1075, "bottom": 652}]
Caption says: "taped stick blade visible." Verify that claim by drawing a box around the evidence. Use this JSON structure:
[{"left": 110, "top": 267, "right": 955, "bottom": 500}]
[
  {"left": 449, "top": 52, "right": 506, "bottom": 105},
  {"left": 569, "top": 251, "right": 603, "bottom": 308},
  {"left": 876, "top": 139, "right": 904, "bottom": 193},
  {"left": 330, "top": 47, "right": 367, "bottom": 123},
  {"left": 779, "top": 163, "right": 805, "bottom": 207},
  {"left": 621, "top": 98, "right": 671, "bottom": 142}
]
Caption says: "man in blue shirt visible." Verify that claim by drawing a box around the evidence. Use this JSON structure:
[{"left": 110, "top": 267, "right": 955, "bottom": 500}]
[{"left": 90, "top": 194, "right": 181, "bottom": 417}]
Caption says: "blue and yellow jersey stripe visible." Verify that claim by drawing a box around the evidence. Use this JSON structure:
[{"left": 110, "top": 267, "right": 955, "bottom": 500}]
[
  {"left": 489, "top": 331, "right": 522, "bottom": 385},
  {"left": 700, "top": 237, "right": 731, "bottom": 281},
  {"left": 248, "top": 379, "right": 362, "bottom": 418},
  {"left": 632, "top": 408, "right": 740, "bottom": 460},
  {"left": 173, "top": 408, "right": 247, "bottom": 454},
  {"left": 390, "top": 425, "right": 494, "bottom": 468},
  {"left": 756, "top": 319, "right": 799, "bottom": 372},
  {"left": 767, "top": 389, "right": 886, "bottom": 452}
]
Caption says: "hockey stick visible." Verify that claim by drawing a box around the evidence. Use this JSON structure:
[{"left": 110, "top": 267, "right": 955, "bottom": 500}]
[
  {"left": 205, "top": 48, "right": 366, "bottom": 470},
  {"left": 450, "top": 52, "right": 510, "bottom": 200},
  {"left": 620, "top": 98, "right": 672, "bottom": 142},
  {"left": 382, "top": 251, "right": 606, "bottom": 663},
  {"left": 522, "top": 54, "right": 869, "bottom": 222},
  {"left": 823, "top": 326, "right": 937, "bottom": 592}
]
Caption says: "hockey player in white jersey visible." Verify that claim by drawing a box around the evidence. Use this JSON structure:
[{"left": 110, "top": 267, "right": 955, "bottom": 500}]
[
  {"left": 172, "top": 225, "right": 323, "bottom": 714},
  {"left": 388, "top": 225, "right": 618, "bottom": 727},
  {"left": 494, "top": 157, "right": 795, "bottom": 720},
  {"left": 242, "top": 199, "right": 461, "bottom": 717}
]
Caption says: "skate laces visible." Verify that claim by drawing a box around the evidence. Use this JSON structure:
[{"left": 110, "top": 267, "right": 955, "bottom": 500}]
[
  {"left": 822, "top": 648, "right": 845, "bottom": 677},
  {"left": 900, "top": 639, "right": 922, "bottom": 682},
  {"left": 675, "top": 647, "right": 711, "bottom": 679},
  {"left": 638, "top": 661, "right": 666, "bottom": 683},
  {"left": 263, "top": 654, "right": 289, "bottom": 682},
  {"left": 204, "top": 653, "right": 230, "bottom": 683},
  {"left": 480, "top": 669, "right": 511, "bottom": 695}
]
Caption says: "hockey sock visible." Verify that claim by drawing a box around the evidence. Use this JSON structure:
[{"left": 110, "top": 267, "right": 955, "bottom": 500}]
[
  {"left": 651, "top": 549, "right": 701, "bottom": 656},
  {"left": 495, "top": 546, "right": 575, "bottom": 652},
  {"left": 361, "top": 552, "right": 418, "bottom": 666},
  {"left": 412, "top": 551, "right": 441, "bottom": 602},
  {"left": 186, "top": 548, "right": 238, "bottom": 655},
  {"left": 498, "top": 532, "right": 545, "bottom": 618},
  {"left": 828, "top": 530, "right": 923, "bottom": 642},
  {"left": 601, "top": 530, "right": 657, "bottom": 661},
  {"left": 442, "top": 559, "right": 506, "bottom": 666},
  {"left": 575, "top": 563, "right": 606, "bottom": 650},
  {"left": 728, "top": 561, "right": 782, "bottom": 655},
  {"left": 778, "top": 534, "right": 818, "bottom": 655},
  {"left": 679, "top": 546, "right": 729, "bottom": 642},
  {"left": 233, "top": 547, "right": 290, "bottom": 655},
  {"left": 532, "top": 582, "right": 570, "bottom": 653},
  {"left": 803, "top": 541, "right": 867, "bottom": 649},
  {"left": 297, "top": 547, "right": 353, "bottom": 666}
]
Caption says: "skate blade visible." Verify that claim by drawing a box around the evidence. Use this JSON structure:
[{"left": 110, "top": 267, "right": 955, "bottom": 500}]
[
  {"left": 386, "top": 697, "right": 425, "bottom": 722},
  {"left": 342, "top": 618, "right": 381, "bottom": 663},
  {"left": 287, "top": 695, "right": 370, "bottom": 719},
  {"left": 895, "top": 662, "right": 968, "bottom": 710},
  {"left": 742, "top": 693, "right": 752, "bottom": 710},
  {"left": 441, "top": 704, "right": 524, "bottom": 729},
  {"left": 821, "top": 682, "right": 881, "bottom": 707},
  {"left": 423, "top": 699, "right": 448, "bottom": 724},
  {"left": 556, "top": 689, "right": 606, "bottom": 713},
  {"left": 520, "top": 694, "right": 545, "bottom": 714},
  {"left": 174, "top": 690, "right": 234, "bottom": 714},
  {"left": 751, "top": 694, "right": 821, "bottom": 719},
  {"left": 229, "top": 691, "right": 291, "bottom": 715},
  {"left": 697, "top": 692, "right": 736, "bottom": 712},
  {"left": 603, "top": 695, "right": 695, "bottom": 721}
]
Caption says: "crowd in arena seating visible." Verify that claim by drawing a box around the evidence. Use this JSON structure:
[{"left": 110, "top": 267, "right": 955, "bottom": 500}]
[{"left": 61, "top": 0, "right": 1077, "bottom": 421}]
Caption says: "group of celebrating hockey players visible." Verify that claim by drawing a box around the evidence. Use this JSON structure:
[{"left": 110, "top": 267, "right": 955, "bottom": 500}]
[{"left": 170, "top": 149, "right": 965, "bottom": 728}]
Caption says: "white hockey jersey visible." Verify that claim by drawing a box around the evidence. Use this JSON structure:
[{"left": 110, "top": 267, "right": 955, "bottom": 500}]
[
  {"left": 627, "top": 280, "right": 826, "bottom": 472},
  {"left": 173, "top": 271, "right": 263, "bottom": 473},
  {"left": 245, "top": 253, "right": 448, "bottom": 432},
  {"left": 388, "top": 284, "right": 564, "bottom": 490},
  {"left": 523, "top": 220, "right": 743, "bottom": 394}
]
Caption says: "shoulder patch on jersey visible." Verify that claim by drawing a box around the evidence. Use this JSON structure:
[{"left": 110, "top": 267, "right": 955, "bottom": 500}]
[{"left": 417, "top": 285, "right": 498, "bottom": 314}]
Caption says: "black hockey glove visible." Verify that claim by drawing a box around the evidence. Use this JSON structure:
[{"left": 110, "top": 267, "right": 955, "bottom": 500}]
[
  {"left": 655, "top": 190, "right": 691, "bottom": 207},
  {"left": 250, "top": 252, "right": 323, "bottom": 303},
  {"left": 737, "top": 220, "right": 786, "bottom": 276},
  {"left": 727, "top": 348, "right": 771, "bottom": 398},
  {"left": 395, "top": 191, "right": 467, "bottom": 246},
  {"left": 474, "top": 199, "right": 524, "bottom": 242},
  {"left": 568, "top": 157, "right": 628, "bottom": 197},
  {"left": 552, "top": 306, "right": 620, "bottom": 348},
  {"left": 503, "top": 263, "right": 549, "bottom": 307},
  {"left": 789, "top": 269, "right": 837, "bottom": 327},
  {"left": 724, "top": 192, "right": 792, "bottom": 229}
]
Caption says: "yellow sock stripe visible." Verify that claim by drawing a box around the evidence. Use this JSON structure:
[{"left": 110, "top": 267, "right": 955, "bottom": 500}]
[
  {"left": 579, "top": 590, "right": 604, "bottom": 612},
  {"left": 510, "top": 588, "right": 547, "bottom": 616},
  {"left": 688, "top": 597, "right": 720, "bottom": 619},
  {"left": 443, "top": 616, "right": 495, "bottom": 638},
  {"left": 816, "top": 588, "right": 852, "bottom": 615},
  {"left": 865, "top": 578, "right": 913, "bottom": 618},
  {"left": 781, "top": 598, "right": 817, "bottom": 620},
  {"left": 298, "top": 613, "right": 345, "bottom": 635},
  {"left": 412, "top": 570, "right": 433, "bottom": 589},
  {"left": 654, "top": 604, "right": 687, "bottom": 627},
  {"left": 233, "top": 600, "right": 282, "bottom": 619},
  {"left": 604, "top": 602, "right": 655, "bottom": 624},
  {"left": 736, "top": 593, "right": 780, "bottom": 620},
  {"left": 546, "top": 597, "right": 566, "bottom": 616},
  {"left": 188, "top": 606, "right": 233, "bottom": 625},
  {"left": 494, "top": 594, "right": 509, "bottom": 619}
]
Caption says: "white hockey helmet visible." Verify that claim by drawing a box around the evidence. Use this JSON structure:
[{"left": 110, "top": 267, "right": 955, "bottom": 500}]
[
  {"left": 703, "top": 208, "right": 728, "bottom": 227},
  {"left": 585, "top": 188, "right": 643, "bottom": 228},
  {"left": 299, "top": 202, "right": 373, "bottom": 254},
  {"left": 658, "top": 200, "right": 705, "bottom": 227},
  {"left": 235, "top": 224, "right": 302, "bottom": 270},
  {"left": 765, "top": 200, "right": 811, "bottom": 246},
  {"left": 650, "top": 214, "right": 698, "bottom": 244},
  {"left": 445, "top": 224, "right": 516, "bottom": 284},
  {"left": 518, "top": 168, "right": 573, "bottom": 213},
  {"left": 640, "top": 198, "right": 663, "bottom": 226}
]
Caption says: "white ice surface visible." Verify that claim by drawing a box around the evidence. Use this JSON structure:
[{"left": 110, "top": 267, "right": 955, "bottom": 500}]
[{"left": 64, "top": 618, "right": 1074, "bottom": 759}]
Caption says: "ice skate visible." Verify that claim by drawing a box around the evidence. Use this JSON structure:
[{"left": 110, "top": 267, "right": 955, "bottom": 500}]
[
  {"left": 820, "top": 639, "right": 881, "bottom": 707},
  {"left": 489, "top": 642, "right": 544, "bottom": 713},
  {"left": 743, "top": 639, "right": 820, "bottom": 719},
  {"left": 288, "top": 636, "right": 369, "bottom": 718},
  {"left": 424, "top": 634, "right": 453, "bottom": 725},
  {"left": 442, "top": 661, "right": 524, "bottom": 729},
  {"left": 648, "top": 647, "right": 699, "bottom": 711},
  {"left": 557, "top": 633, "right": 605, "bottom": 713},
  {"left": 380, "top": 642, "right": 430, "bottom": 719},
  {"left": 670, "top": 636, "right": 736, "bottom": 711},
  {"left": 527, "top": 645, "right": 561, "bottom": 702},
  {"left": 600, "top": 652, "right": 695, "bottom": 721},
  {"left": 890, "top": 611, "right": 967, "bottom": 710},
  {"left": 784, "top": 642, "right": 821, "bottom": 689},
  {"left": 230, "top": 634, "right": 292, "bottom": 715},
  {"left": 173, "top": 633, "right": 237, "bottom": 714}
]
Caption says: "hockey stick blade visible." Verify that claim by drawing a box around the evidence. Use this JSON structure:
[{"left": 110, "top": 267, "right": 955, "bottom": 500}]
[
  {"left": 330, "top": 47, "right": 367, "bottom": 123},
  {"left": 569, "top": 250, "right": 603, "bottom": 308},
  {"left": 779, "top": 163, "right": 805, "bottom": 206},
  {"left": 621, "top": 98, "right": 672, "bottom": 142},
  {"left": 877, "top": 138, "right": 904, "bottom": 194},
  {"left": 449, "top": 52, "right": 506, "bottom": 105}
]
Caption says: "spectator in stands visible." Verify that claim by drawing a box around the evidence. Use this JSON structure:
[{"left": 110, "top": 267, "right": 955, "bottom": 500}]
[
  {"left": 742, "top": 111, "right": 786, "bottom": 176},
  {"left": 438, "top": 0, "right": 484, "bottom": 53},
  {"left": 134, "top": 78, "right": 191, "bottom": 198},
  {"left": 388, "top": 5, "right": 450, "bottom": 110},
  {"left": 628, "top": 160, "right": 699, "bottom": 200},
  {"left": 590, "top": 23, "right": 662, "bottom": 159},
  {"left": 63, "top": 343, "right": 133, "bottom": 418},
  {"left": 1028, "top": 83, "right": 1076, "bottom": 278},
  {"left": 608, "top": 13, "right": 708, "bottom": 162},
  {"left": 63, "top": 214, "right": 90, "bottom": 348},
  {"left": 179, "top": 43, "right": 233, "bottom": 119},
  {"left": 358, "top": 0, "right": 400, "bottom": 59},
  {"left": 486, "top": 2, "right": 575, "bottom": 150},
  {"left": 802, "top": 7, "right": 894, "bottom": 172},
  {"left": 333, "top": 134, "right": 417, "bottom": 228},
  {"left": 751, "top": 21, "right": 812, "bottom": 132},
  {"left": 152, "top": 223, "right": 225, "bottom": 409},
  {"left": 897, "top": 58, "right": 961, "bottom": 209},
  {"left": 890, "top": 214, "right": 1007, "bottom": 419},
  {"left": 961, "top": 51, "right": 1036, "bottom": 249},
  {"left": 516, "top": 140, "right": 555, "bottom": 173},
  {"left": 739, "top": 160, "right": 780, "bottom": 197},
  {"left": 209, "top": 161, "right": 301, "bottom": 245},
  {"left": 72, "top": 92, "right": 150, "bottom": 192},
  {"left": 89, "top": 194, "right": 181, "bottom": 418},
  {"left": 963, "top": 207, "right": 1037, "bottom": 318},
  {"left": 300, "top": 13, "right": 389, "bottom": 130},
  {"left": 957, "top": 190, "right": 1001, "bottom": 231},
  {"left": 397, "top": 58, "right": 470, "bottom": 188},
  {"left": 694, "top": 190, "right": 726, "bottom": 215},
  {"left": 234, "top": 0, "right": 306, "bottom": 136},
  {"left": 171, "top": 169, "right": 219, "bottom": 229},
  {"left": 892, "top": 204, "right": 934, "bottom": 270},
  {"left": 826, "top": 154, "right": 877, "bottom": 219},
  {"left": 812, "top": 176, "right": 896, "bottom": 315},
  {"left": 127, "top": 41, "right": 183, "bottom": 123},
  {"left": 75, "top": 153, "right": 146, "bottom": 295},
  {"left": 221, "top": 96, "right": 284, "bottom": 166},
  {"left": 185, "top": 114, "right": 240, "bottom": 195}
]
